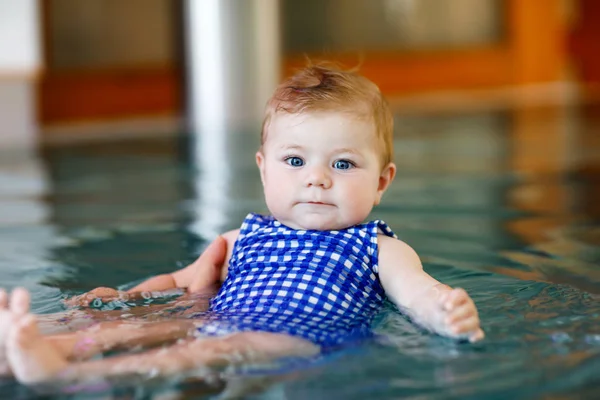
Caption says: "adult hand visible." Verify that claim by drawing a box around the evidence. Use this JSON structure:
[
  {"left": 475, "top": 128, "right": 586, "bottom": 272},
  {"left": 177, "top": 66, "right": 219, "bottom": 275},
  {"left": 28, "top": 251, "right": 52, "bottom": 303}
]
[
  {"left": 63, "top": 286, "right": 124, "bottom": 308},
  {"left": 64, "top": 235, "right": 228, "bottom": 308},
  {"left": 187, "top": 235, "right": 228, "bottom": 293}
]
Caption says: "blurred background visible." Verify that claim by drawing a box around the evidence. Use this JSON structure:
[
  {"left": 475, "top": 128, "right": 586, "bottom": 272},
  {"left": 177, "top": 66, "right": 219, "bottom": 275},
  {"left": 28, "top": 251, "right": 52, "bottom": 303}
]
[
  {"left": 1, "top": 1, "right": 600, "bottom": 397},
  {"left": 0, "top": 2, "right": 599, "bottom": 279},
  {"left": 0, "top": 0, "right": 598, "bottom": 142},
  {"left": 0, "top": 0, "right": 599, "bottom": 287},
  {"left": 2, "top": 0, "right": 599, "bottom": 234}
]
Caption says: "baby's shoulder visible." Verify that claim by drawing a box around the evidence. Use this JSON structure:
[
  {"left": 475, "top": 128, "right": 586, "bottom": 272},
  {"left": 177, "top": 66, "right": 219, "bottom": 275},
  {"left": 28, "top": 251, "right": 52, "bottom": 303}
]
[{"left": 377, "top": 234, "right": 422, "bottom": 269}]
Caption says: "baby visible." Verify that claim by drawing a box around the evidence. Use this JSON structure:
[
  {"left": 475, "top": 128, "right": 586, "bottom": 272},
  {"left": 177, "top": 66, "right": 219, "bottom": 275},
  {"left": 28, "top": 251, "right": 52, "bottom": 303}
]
[{"left": 0, "top": 64, "right": 483, "bottom": 385}]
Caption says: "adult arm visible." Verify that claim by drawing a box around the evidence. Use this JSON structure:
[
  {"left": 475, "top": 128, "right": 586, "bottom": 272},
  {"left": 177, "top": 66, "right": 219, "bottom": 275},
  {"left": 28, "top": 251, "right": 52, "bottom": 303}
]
[{"left": 66, "top": 230, "right": 239, "bottom": 307}]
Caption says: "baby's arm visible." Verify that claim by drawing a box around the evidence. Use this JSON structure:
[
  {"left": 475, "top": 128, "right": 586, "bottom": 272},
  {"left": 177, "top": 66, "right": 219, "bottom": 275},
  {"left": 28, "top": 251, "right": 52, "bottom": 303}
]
[
  {"left": 66, "top": 230, "right": 239, "bottom": 306},
  {"left": 377, "top": 235, "right": 484, "bottom": 342}
]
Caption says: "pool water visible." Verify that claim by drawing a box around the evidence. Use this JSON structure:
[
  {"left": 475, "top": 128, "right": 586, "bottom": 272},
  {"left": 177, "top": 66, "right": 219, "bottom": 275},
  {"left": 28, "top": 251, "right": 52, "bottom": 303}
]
[{"left": 0, "top": 104, "right": 599, "bottom": 398}]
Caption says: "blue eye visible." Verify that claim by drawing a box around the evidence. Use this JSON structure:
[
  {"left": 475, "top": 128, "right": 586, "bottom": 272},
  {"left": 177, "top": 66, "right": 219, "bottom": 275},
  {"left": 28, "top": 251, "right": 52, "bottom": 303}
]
[
  {"left": 333, "top": 160, "right": 354, "bottom": 170},
  {"left": 285, "top": 157, "right": 304, "bottom": 167}
]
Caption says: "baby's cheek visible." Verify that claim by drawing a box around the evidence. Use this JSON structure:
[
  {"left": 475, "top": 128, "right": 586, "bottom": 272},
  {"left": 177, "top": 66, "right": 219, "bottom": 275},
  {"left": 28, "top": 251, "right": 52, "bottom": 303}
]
[{"left": 350, "top": 191, "right": 376, "bottom": 215}]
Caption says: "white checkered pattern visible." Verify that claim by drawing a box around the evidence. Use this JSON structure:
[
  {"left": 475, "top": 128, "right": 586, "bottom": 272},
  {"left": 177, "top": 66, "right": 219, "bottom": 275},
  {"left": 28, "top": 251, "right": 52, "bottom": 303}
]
[{"left": 197, "top": 213, "right": 397, "bottom": 347}]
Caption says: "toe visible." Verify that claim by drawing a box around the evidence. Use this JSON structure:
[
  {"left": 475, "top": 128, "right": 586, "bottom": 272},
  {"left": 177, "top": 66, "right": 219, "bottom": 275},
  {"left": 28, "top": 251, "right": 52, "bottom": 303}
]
[
  {"left": 10, "top": 288, "right": 30, "bottom": 316},
  {"left": 6, "top": 313, "right": 68, "bottom": 385},
  {"left": 9, "top": 314, "right": 39, "bottom": 348},
  {"left": 0, "top": 289, "right": 8, "bottom": 309}
]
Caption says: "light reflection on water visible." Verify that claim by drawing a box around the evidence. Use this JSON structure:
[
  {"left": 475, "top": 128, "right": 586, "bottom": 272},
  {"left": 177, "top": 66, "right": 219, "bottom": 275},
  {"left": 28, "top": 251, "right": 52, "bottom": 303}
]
[{"left": 0, "top": 105, "right": 599, "bottom": 398}]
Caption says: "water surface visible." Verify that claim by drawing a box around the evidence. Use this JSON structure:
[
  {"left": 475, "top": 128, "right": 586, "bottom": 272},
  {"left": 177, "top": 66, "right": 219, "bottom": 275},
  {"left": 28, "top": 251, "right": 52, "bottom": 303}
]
[{"left": 0, "top": 104, "right": 599, "bottom": 398}]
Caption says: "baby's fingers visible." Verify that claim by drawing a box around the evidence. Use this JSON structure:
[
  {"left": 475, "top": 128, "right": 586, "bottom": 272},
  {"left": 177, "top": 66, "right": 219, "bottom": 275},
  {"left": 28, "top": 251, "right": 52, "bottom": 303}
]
[
  {"left": 445, "top": 303, "right": 476, "bottom": 325},
  {"left": 469, "top": 328, "right": 485, "bottom": 342},
  {"left": 441, "top": 288, "right": 469, "bottom": 311},
  {"left": 449, "top": 316, "right": 481, "bottom": 336}
]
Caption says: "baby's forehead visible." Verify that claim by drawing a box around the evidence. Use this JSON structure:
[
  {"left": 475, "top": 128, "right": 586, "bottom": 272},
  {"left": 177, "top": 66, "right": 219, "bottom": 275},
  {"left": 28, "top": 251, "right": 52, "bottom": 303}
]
[
  {"left": 268, "top": 111, "right": 375, "bottom": 134},
  {"left": 265, "top": 116, "right": 378, "bottom": 154},
  {"left": 273, "top": 110, "right": 367, "bottom": 123},
  {"left": 261, "top": 111, "right": 380, "bottom": 155}
]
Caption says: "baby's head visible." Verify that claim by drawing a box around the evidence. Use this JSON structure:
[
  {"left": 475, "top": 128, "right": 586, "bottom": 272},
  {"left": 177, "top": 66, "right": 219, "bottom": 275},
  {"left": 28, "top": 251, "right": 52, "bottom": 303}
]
[
  {"left": 256, "top": 64, "right": 397, "bottom": 231},
  {"left": 261, "top": 64, "right": 394, "bottom": 167}
]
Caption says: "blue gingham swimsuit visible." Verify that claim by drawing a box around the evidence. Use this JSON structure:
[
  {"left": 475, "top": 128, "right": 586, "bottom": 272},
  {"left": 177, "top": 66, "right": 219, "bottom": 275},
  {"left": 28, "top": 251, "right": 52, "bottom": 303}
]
[{"left": 196, "top": 213, "right": 397, "bottom": 348}]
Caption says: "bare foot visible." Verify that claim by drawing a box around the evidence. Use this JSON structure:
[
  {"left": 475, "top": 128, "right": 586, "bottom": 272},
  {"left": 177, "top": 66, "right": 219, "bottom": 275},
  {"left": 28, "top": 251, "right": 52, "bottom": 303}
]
[
  {"left": 0, "top": 288, "right": 30, "bottom": 375},
  {"left": 0, "top": 289, "right": 9, "bottom": 375},
  {"left": 7, "top": 313, "right": 69, "bottom": 384}
]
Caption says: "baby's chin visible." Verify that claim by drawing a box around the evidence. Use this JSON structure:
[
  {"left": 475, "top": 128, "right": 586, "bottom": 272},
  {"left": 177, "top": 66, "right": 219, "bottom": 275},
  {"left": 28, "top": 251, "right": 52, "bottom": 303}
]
[{"left": 280, "top": 214, "right": 355, "bottom": 231}]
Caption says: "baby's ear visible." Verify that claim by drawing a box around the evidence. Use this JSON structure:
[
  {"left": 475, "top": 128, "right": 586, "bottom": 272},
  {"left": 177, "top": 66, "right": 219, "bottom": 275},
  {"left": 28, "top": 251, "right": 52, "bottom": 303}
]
[
  {"left": 375, "top": 162, "right": 396, "bottom": 204},
  {"left": 256, "top": 151, "right": 266, "bottom": 185}
]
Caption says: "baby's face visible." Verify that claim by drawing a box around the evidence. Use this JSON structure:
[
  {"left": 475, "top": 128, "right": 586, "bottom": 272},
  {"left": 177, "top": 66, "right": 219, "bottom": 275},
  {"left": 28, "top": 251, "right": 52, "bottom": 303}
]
[{"left": 256, "top": 112, "right": 395, "bottom": 231}]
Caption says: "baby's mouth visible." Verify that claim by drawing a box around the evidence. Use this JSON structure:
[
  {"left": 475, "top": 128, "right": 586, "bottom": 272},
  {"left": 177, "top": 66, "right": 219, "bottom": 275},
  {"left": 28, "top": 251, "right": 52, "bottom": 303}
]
[{"left": 304, "top": 201, "right": 334, "bottom": 206}]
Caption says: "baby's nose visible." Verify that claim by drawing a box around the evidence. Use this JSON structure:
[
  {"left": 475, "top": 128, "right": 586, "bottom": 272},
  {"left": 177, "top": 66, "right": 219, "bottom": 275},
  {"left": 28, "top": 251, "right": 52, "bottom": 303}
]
[{"left": 305, "top": 166, "right": 332, "bottom": 188}]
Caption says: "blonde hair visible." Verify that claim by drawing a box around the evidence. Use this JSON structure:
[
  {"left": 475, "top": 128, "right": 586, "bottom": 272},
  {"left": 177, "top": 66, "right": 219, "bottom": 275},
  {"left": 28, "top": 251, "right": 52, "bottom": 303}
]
[{"left": 261, "top": 63, "right": 394, "bottom": 167}]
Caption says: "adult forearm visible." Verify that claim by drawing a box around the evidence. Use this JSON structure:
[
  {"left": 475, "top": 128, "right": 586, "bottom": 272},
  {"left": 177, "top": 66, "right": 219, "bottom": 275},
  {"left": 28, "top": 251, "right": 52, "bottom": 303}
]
[{"left": 126, "top": 274, "right": 177, "bottom": 293}]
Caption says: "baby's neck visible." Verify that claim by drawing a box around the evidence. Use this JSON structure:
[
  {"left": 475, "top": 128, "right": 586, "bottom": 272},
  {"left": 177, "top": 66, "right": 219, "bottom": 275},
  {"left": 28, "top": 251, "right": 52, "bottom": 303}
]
[{"left": 271, "top": 215, "right": 362, "bottom": 232}]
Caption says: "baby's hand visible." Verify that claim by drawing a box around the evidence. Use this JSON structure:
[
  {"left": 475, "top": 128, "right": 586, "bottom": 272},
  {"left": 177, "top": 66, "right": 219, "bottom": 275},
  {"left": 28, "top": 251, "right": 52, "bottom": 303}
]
[
  {"left": 439, "top": 288, "right": 484, "bottom": 342},
  {"left": 64, "top": 287, "right": 122, "bottom": 307}
]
